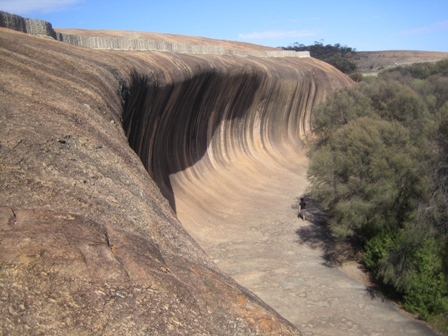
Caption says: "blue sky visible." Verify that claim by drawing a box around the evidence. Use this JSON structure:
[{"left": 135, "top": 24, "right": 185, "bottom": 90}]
[{"left": 1, "top": 0, "right": 447, "bottom": 51}]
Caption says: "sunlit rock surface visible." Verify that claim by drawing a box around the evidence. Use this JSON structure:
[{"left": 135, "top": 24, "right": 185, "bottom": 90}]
[{"left": 0, "top": 13, "right": 352, "bottom": 335}]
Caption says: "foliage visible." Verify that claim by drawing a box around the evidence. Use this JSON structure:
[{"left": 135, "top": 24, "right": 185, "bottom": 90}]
[
  {"left": 349, "top": 72, "right": 363, "bottom": 82},
  {"left": 307, "top": 58, "right": 448, "bottom": 322},
  {"left": 364, "top": 231, "right": 448, "bottom": 319},
  {"left": 401, "top": 238, "right": 448, "bottom": 319},
  {"left": 282, "top": 41, "right": 358, "bottom": 74},
  {"left": 310, "top": 85, "right": 375, "bottom": 146},
  {"left": 309, "top": 117, "right": 424, "bottom": 238}
]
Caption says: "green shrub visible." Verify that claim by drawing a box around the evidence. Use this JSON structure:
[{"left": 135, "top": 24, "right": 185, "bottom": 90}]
[
  {"left": 307, "top": 59, "right": 448, "bottom": 322},
  {"left": 309, "top": 117, "right": 424, "bottom": 238},
  {"left": 349, "top": 72, "right": 363, "bottom": 82},
  {"left": 363, "top": 230, "right": 394, "bottom": 270},
  {"left": 364, "top": 232, "right": 448, "bottom": 320},
  {"left": 401, "top": 239, "right": 448, "bottom": 319}
]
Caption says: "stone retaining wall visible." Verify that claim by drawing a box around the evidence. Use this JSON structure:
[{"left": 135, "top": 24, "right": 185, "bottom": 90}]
[
  {"left": 0, "top": 11, "right": 309, "bottom": 58},
  {"left": 0, "top": 11, "right": 56, "bottom": 38},
  {"left": 56, "top": 33, "right": 310, "bottom": 57}
]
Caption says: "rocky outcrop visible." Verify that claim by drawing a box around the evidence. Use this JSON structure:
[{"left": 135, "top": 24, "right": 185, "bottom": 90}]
[{"left": 0, "top": 12, "right": 351, "bottom": 335}]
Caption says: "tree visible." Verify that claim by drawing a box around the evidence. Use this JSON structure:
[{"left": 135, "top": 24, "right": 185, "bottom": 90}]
[
  {"left": 308, "top": 117, "right": 424, "bottom": 238},
  {"left": 282, "top": 42, "right": 358, "bottom": 74},
  {"left": 307, "top": 59, "right": 448, "bottom": 323}
]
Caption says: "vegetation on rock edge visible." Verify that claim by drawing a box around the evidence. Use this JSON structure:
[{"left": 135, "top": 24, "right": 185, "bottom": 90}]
[{"left": 282, "top": 41, "right": 359, "bottom": 77}]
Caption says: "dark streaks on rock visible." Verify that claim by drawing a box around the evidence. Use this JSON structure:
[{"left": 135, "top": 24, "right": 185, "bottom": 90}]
[
  {"left": 122, "top": 67, "right": 263, "bottom": 210},
  {"left": 0, "top": 13, "right": 352, "bottom": 335}
]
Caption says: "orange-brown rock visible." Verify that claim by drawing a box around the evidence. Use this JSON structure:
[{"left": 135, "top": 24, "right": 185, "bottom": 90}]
[{"left": 0, "top": 12, "right": 352, "bottom": 335}]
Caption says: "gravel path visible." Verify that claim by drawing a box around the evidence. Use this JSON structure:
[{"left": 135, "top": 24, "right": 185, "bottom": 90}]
[{"left": 177, "top": 155, "right": 437, "bottom": 336}]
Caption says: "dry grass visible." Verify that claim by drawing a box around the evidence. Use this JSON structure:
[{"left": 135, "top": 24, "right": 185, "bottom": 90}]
[{"left": 353, "top": 50, "right": 448, "bottom": 75}]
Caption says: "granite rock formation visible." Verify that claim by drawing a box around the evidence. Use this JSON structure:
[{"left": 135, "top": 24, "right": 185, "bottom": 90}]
[{"left": 0, "top": 12, "right": 352, "bottom": 335}]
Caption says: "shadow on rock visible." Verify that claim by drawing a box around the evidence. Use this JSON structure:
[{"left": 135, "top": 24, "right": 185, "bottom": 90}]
[
  {"left": 293, "top": 196, "right": 362, "bottom": 268},
  {"left": 366, "top": 286, "right": 387, "bottom": 302}
]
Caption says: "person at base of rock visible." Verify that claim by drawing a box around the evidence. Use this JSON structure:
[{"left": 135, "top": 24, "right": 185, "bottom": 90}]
[{"left": 298, "top": 197, "right": 307, "bottom": 221}]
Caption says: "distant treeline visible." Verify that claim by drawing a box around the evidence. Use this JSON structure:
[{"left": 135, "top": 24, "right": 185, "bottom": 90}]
[
  {"left": 307, "top": 59, "right": 448, "bottom": 332},
  {"left": 282, "top": 41, "right": 358, "bottom": 76}
]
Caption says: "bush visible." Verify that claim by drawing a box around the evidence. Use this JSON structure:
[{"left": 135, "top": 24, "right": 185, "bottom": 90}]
[
  {"left": 309, "top": 117, "right": 424, "bottom": 237},
  {"left": 401, "top": 239, "right": 448, "bottom": 319},
  {"left": 363, "top": 230, "right": 394, "bottom": 270},
  {"left": 365, "top": 232, "right": 448, "bottom": 319},
  {"left": 307, "top": 59, "right": 448, "bottom": 322},
  {"left": 349, "top": 72, "right": 363, "bottom": 82}
]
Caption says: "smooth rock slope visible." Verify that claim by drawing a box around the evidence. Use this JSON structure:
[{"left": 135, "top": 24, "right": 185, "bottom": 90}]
[{"left": 0, "top": 13, "right": 351, "bottom": 335}]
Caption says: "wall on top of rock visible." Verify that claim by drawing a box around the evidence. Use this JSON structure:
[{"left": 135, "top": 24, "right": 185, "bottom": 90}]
[
  {"left": 0, "top": 11, "right": 309, "bottom": 57},
  {"left": 0, "top": 10, "right": 56, "bottom": 38},
  {"left": 56, "top": 32, "right": 310, "bottom": 57}
]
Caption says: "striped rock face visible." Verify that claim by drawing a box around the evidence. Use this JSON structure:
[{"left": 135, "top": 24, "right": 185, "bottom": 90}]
[{"left": 0, "top": 17, "right": 351, "bottom": 336}]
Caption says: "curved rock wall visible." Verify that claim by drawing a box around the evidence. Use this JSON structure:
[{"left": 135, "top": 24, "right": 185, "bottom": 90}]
[
  {"left": 0, "top": 14, "right": 351, "bottom": 335},
  {"left": 121, "top": 55, "right": 347, "bottom": 210}
]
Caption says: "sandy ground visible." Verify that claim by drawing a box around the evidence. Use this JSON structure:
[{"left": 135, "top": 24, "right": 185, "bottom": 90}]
[{"left": 176, "top": 149, "right": 438, "bottom": 336}]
